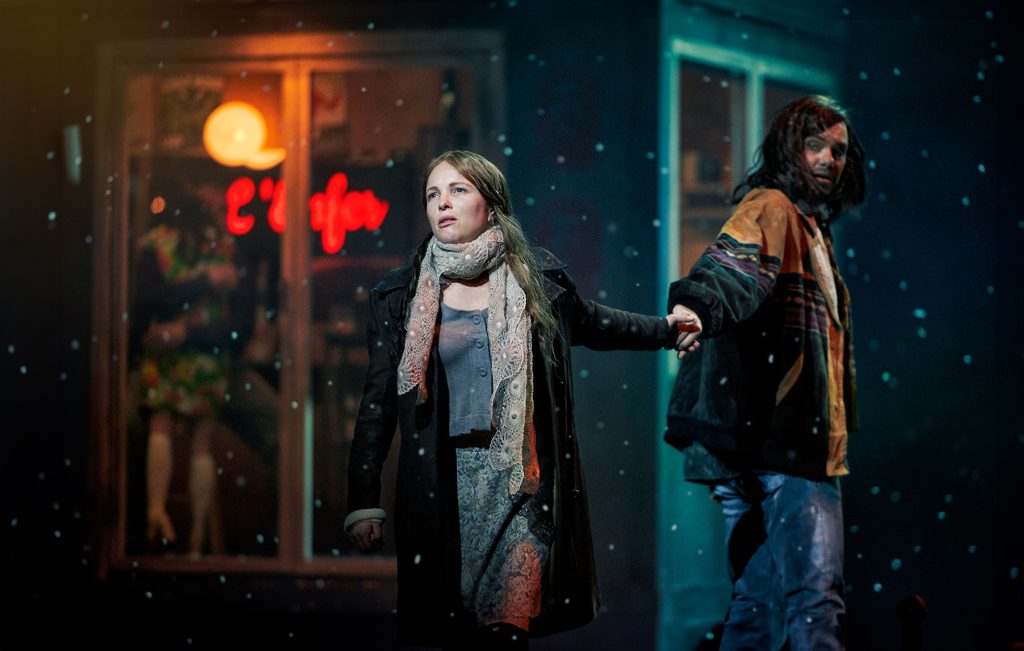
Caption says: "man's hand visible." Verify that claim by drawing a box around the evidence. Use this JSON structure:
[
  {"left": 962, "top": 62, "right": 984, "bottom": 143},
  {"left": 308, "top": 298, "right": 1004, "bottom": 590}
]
[
  {"left": 670, "top": 304, "right": 702, "bottom": 359},
  {"left": 348, "top": 520, "right": 385, "bottom": 553}
]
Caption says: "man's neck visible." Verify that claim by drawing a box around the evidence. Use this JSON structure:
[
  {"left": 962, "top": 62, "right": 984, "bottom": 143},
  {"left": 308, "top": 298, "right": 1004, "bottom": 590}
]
[{"left": 796, "top": 197, "right": 832, "bottom": 223}]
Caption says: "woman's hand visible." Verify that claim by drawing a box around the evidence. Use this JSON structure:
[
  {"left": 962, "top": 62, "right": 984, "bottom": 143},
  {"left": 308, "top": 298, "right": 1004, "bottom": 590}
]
[
  {"left": 668, "top": 304, "right": 702, "bottom": 359},
  {"left": 348, "top": 520, "right": 385, "bottom": 553}
]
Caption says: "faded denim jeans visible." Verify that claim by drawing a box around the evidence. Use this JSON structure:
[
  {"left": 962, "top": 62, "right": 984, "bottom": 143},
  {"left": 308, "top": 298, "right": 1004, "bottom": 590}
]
[{"left": 712, "top": 472, "right": 846, "bottom": 651}]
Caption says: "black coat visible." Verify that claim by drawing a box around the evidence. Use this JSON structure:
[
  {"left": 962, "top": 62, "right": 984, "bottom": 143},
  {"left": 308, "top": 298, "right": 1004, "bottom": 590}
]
[{"left": 347, "top": 249, "right": 671, "bottom": 646}]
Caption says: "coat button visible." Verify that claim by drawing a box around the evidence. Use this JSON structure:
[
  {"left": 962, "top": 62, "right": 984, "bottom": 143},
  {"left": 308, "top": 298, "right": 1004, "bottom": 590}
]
[
  {"left": 472, "top": 315, "right": 482, "bottom": 325},
  {"left": 478, "top": 368, "right": 488, "bottom": 377},
  {"left": 475, "top": 339, "right": 484, "bottom": 349}
]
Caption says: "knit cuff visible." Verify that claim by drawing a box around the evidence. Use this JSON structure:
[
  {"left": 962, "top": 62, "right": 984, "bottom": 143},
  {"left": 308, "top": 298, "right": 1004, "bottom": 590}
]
[{"left": 344, "top": 508, "right": 387, "bottom": 532}]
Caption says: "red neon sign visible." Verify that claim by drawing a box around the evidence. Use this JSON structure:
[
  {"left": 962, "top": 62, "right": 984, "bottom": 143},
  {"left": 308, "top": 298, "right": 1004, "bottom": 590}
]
[
  {"left": 224, "top": 173, "right": 389, "bottom": 254},
  {"left": 226, "top": 177, "right": 257, "bottom": 235},
  {"left": 309, "top": 173, "right": 389, "bottom": 254}
]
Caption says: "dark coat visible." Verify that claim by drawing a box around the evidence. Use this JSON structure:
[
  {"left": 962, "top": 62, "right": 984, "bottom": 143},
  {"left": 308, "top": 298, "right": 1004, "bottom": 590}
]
[{"left": 347, "top": 249, "right": 671, "bottom": 646}]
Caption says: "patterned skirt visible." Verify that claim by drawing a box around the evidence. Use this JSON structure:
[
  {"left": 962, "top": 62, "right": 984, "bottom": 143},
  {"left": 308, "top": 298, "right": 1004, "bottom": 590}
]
[
  {"left": 140, "top": 350, "right": 227, "bottom": 418},
  {"left": 455, "top": 445, "right": 550, "bottom": 631}
]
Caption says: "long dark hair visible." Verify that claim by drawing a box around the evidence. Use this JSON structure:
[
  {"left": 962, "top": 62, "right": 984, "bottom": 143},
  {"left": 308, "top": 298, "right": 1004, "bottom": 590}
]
[
  {"left": 404, "top": 150, "right": 558, "bottom": 360},
  {"left": 733, "top": 95, "right": 867, "bottom": 219}
]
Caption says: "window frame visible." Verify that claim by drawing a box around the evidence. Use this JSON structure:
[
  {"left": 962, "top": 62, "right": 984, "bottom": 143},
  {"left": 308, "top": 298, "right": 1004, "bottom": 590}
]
[
  {"left": 654, "top": 32, "right": 837, "bottom": 650},
  {"left": 90, "top": 29, "right": 505, "bottom": 581}
]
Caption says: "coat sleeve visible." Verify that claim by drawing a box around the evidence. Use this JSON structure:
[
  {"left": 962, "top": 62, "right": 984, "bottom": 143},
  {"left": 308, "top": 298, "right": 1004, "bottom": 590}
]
[
  {"left": 554, "top": 269, "right": 673, "bottom": 351},
  {"left": 667, "top": 189, "right": 796, "bottom": 337},
  {"left": 346, "top": 288, "right": 400, "bottom": 512}
]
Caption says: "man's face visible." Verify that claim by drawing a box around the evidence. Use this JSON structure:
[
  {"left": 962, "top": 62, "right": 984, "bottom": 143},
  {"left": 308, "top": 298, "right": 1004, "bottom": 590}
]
[{"left": 802, "top": 122, "right": 849, "bottom": 196}]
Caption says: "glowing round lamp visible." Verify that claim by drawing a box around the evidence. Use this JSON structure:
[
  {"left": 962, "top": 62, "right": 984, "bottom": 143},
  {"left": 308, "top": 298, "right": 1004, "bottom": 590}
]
[
  {"left": 246, "top": 147, "right": 286, "bottom": 170},
  {"left": 203, "top": 101, "right": 268, "bottom": 167}
]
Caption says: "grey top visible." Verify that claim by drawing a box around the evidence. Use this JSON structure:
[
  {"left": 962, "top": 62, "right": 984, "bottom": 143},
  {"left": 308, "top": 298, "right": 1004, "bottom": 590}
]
[{"left": 438, "top": 303, "right": 493, "bottom": 436}]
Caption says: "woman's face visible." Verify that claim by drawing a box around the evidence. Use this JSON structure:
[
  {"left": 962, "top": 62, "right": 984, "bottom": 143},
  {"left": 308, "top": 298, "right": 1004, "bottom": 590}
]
[{"left": 424, "top": 161, "right": 491, "bottom": 244}]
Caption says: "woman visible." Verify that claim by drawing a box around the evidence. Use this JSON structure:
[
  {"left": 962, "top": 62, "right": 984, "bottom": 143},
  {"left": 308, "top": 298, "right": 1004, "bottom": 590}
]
[{"left": 345, "top": 150, "right": 682, "bottom": 649}]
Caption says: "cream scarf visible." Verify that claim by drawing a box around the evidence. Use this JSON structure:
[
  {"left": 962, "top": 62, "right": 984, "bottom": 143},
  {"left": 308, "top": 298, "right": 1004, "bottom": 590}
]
[{"left": 397, "top": 226, "right": 539, "bottom": 496}]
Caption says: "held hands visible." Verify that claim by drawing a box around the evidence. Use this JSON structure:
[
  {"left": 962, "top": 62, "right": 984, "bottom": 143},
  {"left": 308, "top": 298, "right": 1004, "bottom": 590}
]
[
  {"left": 348, "top": 520, "right": 385, "bottom": 553},
  {"left": 668, "top": 304, "right": 702, "bottom": 359}
]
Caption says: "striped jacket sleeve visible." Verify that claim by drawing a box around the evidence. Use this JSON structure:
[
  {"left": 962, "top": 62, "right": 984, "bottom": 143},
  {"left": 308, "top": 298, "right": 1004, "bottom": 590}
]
[{"left": 667, "top": 189, "right": 798, "bottom": 337}]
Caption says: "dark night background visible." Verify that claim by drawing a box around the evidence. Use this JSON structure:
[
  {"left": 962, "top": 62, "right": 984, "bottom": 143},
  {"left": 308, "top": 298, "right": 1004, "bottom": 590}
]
[{"left": 1, "top": 0, "right": 1021, "bottom": 649}]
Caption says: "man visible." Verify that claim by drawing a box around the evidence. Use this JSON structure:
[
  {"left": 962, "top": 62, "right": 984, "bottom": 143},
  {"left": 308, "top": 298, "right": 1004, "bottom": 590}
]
[{"left": 667, "top": 95, "right": 867, "bottom": 650}]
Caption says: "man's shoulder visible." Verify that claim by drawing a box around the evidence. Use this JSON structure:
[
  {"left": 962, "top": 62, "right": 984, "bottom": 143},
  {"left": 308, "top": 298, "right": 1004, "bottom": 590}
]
[
  {"left": 718, "top": 188, "right": 807, "bottom": 246},
  {"left": 732, "top": 187, "right": 805, "bottom": 230},
  {"left": 738, "top": 187, "right": 798, "bottom": 212}
]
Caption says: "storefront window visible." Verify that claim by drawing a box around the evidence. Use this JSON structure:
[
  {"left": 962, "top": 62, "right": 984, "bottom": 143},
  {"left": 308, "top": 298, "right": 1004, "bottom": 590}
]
[
  {"left": 677, "top": 63, "right": 746, "bottom": 274},
  {"left": 124, "top": 70, "right": 284, "bottom": 557},
  {"left": 764, "top": 79, "right": 815, "bottom": 133},
  {"left": 97, "top": 32, "right": 502, "bottom": 573},
  {"left": 676, "top": 66, "right": 816, "bottom": 275}
]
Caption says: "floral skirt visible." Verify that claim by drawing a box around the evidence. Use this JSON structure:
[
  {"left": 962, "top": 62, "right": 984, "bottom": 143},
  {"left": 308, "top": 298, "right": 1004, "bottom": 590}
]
[
  {"left": 455, "top": 446, "right": 549, "bottom": 631},
  {"left": 140, "top": 351, "right": 227, "bottom": 417}
]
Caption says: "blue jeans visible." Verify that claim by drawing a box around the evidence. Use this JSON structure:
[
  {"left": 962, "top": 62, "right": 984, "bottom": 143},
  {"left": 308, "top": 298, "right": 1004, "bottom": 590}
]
[{"left": 712, "top": 473, "right": 846, "bottom": 651}]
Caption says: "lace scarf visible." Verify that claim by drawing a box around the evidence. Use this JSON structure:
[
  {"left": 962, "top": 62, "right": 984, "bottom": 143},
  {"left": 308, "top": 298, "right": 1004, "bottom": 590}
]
[{"left": 397, "top": 226, "right": 539, "bottom": 496}]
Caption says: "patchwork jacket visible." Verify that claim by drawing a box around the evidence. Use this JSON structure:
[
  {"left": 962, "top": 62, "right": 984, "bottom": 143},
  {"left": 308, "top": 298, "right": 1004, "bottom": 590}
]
[{"left": 666, "top": 188, "right": 857, "bottom": 480}]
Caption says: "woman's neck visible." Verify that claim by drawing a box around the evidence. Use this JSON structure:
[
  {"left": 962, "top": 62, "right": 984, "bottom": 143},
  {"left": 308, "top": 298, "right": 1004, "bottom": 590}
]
[{"left": 442, "top": 274, "right": 490, "bottom": 310}]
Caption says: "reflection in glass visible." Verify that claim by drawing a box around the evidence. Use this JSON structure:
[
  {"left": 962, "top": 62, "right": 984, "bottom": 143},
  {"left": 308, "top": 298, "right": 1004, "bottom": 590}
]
[
  {"left": 764, "top": 79, "right": 815, "bottom": 135},
  {"left": 125, "top": 71, "right": 282, "bottom": 557},
  {"left": 678, "top": 64, "right": 746, "bottom": 274}
]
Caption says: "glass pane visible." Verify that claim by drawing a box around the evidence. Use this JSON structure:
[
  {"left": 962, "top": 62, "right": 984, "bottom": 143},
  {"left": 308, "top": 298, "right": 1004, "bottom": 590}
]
[
  {"left": 678, "top": 64, "right": 746, "bottom": 274},
  {"left": 124, "top": 70, "right": 283, "bottom": 557},
  {"left": 764, "top": 79, "right": 816, "bottom": 133},
  {"left": 309, "top": 67, "right": 476, "bottom": 557}
]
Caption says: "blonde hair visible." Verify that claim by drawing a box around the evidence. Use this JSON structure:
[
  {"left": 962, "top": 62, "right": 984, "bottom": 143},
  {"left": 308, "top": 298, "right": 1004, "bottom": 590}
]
[{"left": 421, "top": 150, "right": 558, "bottom": 359}]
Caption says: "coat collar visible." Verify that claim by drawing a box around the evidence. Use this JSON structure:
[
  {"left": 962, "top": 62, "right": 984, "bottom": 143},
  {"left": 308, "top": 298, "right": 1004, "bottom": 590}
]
[
  {"left": 374, "top": 264, "right": 414, "bottom": 295},
  {"left": 534, "top": 247, "right": 567, "bottom": 272}
]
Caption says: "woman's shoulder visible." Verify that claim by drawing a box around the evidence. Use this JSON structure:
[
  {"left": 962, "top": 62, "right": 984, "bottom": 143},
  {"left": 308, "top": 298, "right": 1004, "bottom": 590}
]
[
  {"left": 362, "top": 263, "right": 414, "bottom": 322},
  {"left": 532, "top": 247, "right": 580, "bottom": 303},
  {"left": 372, "top": 261, "right": 415, "bottom": 297},
  {"left": 533, "top": 246, "right": 567, "bottom": 273},
  {"left": 533, "top": 247, "right": 573, "bottom": 287}
]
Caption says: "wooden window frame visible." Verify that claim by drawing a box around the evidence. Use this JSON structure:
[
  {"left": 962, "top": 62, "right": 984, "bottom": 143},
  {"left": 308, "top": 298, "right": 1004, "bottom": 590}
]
[{"left": 89, "top": 30, "right": 505, "bottom": 585}]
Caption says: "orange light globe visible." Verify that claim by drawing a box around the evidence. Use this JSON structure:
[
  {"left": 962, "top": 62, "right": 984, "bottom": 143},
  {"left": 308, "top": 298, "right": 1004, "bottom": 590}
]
[{"left": 203, "top": 101, "right": 268, "bottom": 167}]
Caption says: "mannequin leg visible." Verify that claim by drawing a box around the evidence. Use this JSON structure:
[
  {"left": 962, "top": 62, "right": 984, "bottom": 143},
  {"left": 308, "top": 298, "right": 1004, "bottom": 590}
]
[
  {"left": 145, "top": 410, "right": 177, "bottom": 544},
  {"left": 188, "top": 418, "right": 217, "bottom": 555}
]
